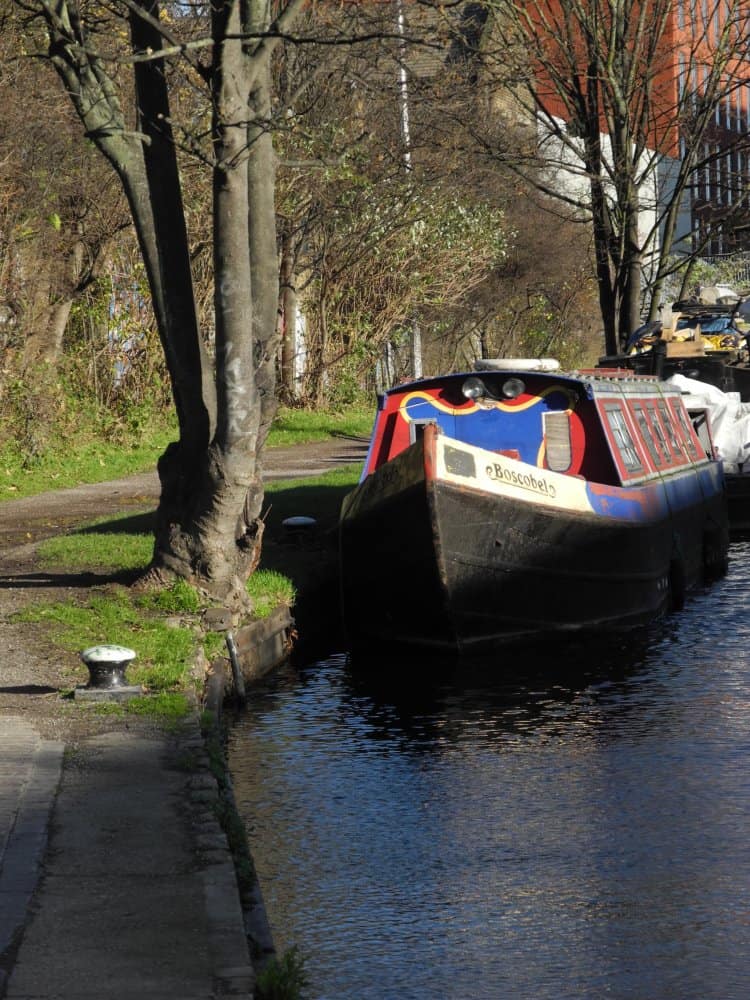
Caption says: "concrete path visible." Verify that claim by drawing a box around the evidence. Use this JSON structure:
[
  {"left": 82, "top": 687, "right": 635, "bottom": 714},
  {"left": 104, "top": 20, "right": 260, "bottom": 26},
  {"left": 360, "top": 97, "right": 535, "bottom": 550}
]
[
  {"left": 0, "top": 718, "right": 63, "bottom": 995},
  {"left": 0, "top": 436, "right": 369, "bottom": 998},
  {"left": 3, "top": 728, "right": 253, "bottom": 1000}
]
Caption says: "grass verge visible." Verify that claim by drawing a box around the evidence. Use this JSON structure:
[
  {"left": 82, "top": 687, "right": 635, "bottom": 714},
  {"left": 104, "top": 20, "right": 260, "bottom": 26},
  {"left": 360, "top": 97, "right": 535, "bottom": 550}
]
[
  {"left": 0, "top": 404, "right": 372, "bottom": 502},
  {"left": 18, "top": 464, "right": 360, "bottom": 720},
  {"left": 12, "top": 582, "right": 202, "bottom": 722},
  {"left": 265, "top": 405, "right": 373, "bottom": 447},
  {"left": 0, "top": 423, "right": 177, "bottom": 502}
]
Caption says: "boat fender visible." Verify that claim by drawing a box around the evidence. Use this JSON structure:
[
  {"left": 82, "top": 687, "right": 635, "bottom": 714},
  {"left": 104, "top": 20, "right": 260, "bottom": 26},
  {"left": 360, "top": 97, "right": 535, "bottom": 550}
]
[{"left": 668, "top": 556, "right": 686, "bottom": 612}]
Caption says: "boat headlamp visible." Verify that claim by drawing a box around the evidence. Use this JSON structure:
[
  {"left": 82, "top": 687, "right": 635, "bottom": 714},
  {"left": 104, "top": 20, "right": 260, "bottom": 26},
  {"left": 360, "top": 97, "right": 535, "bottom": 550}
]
[
  {"left": 501, "top": 378, "right": 525, "bottom": 399},
  {"left": 462, "top": 376, "right": 487, "bottom": 401}
]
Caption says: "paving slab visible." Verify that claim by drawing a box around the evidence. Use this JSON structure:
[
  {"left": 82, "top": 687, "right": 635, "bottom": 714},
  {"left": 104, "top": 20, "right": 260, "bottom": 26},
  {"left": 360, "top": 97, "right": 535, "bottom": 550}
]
[
  {"left": 2, "top": 728, "right": 252, "bottom": 1000},
  {"left": 0, "top": 718, "right": 63, "bottom": 993}
]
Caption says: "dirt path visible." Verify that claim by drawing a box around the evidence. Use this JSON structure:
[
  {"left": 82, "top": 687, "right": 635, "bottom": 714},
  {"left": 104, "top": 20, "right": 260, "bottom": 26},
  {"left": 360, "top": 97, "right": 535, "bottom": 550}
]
[{"left": 0, "top": 434, "right": 369, "bottom": 550}]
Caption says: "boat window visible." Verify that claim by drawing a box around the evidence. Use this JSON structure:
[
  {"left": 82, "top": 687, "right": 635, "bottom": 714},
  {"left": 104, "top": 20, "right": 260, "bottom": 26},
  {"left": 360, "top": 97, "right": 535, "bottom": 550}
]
[
  {"left": 646, "top": 403, "right": 672, "bottom": 461},
  {"left": 604, "top": 404, "right": 644, "bottom": 473},
  {"left": 543, "top": 411, "right": 572, "bottom": 472},
  {"left": 409, "top": 418, "right": 437, "bottom": 444},
  {"left": 672, "top": 403, "right": 703, "bottom": 460},
  {"left": 690, "top": 410, "right": 714, "bottom": 458},
  {"left": 632, "top": 403, "right": 663, "bottom": 466},
  {"left": 656, "top": 400, "right": 684, "bottom": 461}
]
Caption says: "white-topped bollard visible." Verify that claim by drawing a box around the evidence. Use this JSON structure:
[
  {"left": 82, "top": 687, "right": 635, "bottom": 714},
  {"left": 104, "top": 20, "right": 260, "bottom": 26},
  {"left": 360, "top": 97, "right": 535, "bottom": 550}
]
[
  {"left": 282, "top": 516, "right": 318, "bottom": 545},
  {"left": 76, "top": 645, "right": 142, "bottom": 702}
]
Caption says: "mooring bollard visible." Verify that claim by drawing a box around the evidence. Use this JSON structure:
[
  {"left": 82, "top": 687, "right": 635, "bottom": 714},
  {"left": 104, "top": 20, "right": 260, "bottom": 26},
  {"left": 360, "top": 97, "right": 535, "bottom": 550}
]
[{"left": 76, "top": 645, "right": 141, "bottom": 701}]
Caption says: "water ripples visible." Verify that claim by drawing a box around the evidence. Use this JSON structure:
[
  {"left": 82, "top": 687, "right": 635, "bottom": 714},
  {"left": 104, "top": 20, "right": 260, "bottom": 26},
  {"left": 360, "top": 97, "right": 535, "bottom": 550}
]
[{"left": 228, "top": 541, "right": 750, "bottom": 999}]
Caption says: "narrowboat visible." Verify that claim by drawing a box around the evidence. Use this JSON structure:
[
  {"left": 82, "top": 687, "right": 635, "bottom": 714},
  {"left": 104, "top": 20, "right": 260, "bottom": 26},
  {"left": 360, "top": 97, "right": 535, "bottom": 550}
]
[
  {"left": 595, "top": 291, "right": 750, "bottom": 536},
  {"left": 339, "top": 362, "right": 729, "bottom": 654}
]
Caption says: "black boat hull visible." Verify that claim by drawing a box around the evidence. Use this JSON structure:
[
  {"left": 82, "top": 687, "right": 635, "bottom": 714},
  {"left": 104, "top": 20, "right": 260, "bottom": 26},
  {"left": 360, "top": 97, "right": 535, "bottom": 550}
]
[{"left": 340, "top": 435, "right": 727, "bottom": 654}]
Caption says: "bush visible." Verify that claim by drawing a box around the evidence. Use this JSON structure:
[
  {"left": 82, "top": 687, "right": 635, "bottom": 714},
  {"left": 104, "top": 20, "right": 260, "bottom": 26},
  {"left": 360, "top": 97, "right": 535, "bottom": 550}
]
[{"left": 255, "top": 948, "right": 309, "bottom": 1000}]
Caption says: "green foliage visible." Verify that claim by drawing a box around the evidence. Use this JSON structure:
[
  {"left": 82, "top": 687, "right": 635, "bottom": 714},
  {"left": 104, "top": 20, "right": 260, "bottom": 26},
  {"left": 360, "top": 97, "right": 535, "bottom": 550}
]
[
  {"left": 302, "top": 179, "right": 512, "bottom": 400},
  {"left": 137, "top": 579, "right": 202, "bottom": 614},
  {"left": 266, "top": 405, "right": 373, "bottom": 447},
  {"left": 0, "top": 366, "right": 68, "bottom": 466},
  {"left": 39, "top": 516, "right": 154, "bottom": 571},
  {"left": 325, "top": 350, "right": 372, "bottom": 409},
  {"left": 125, "top": 692, "right": 192, "bottom": 722},
  {"left": 0, "top": 403, "right": 175, "bottom": 502},
  {"left": 90, "top": 702, "right": 126, "bottom": 717},
  {"left": 0, "top": 396, "right": 366, "bottom": 503},
  {"left": 497, "top": 291, "right": 599, "bottom": 370},
  {"left": 202, "top": 630, "right": 227, "bottom": 663},
  {"left": 264, "top": 465, "right": 362, "bottom": 495},
  {"left": 64, "top": 266, "right": 173, "bottom": 415},
  {"left": 255, "top": 948, "right": 309, "bottom": 1000},
  {"left": 89, "top": 693, "right": 192, "bottom": 723},
  {"left": 662, "top": 255, "right": 750, "bottom": 304},
  {"left": 263, "top": 465, "right": 362, "bottom": 537},
  {"left": 276, "top": 58, "right": 517, "bottom": 404},
  {"left": 246, "top": 570, "right": 296, "bottom": 618},
  {"left": 0, "top": 263, "right": 175, "bottom": 499}
]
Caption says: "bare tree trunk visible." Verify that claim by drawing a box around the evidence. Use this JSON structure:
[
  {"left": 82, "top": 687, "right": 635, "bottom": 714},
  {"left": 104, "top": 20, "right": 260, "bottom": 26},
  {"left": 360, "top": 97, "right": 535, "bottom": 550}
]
[
  {"left": 22, "top": 239, "right": 81, "bottom": 366},
  {"left": 129, "top": 2, "right": 216, "bottom": 451},
  {"left": 279, "top": 228, "right": 298, "bottom": 400},
  {"left": 247, "top": 47, "right": 281, "bottom": 456},
  {"left": 32, "top": 0, "right": 297, "bottom": 607},
  {"left": 148, "top": 0, "right": 280, "bottom": 606},
  {"left": 619, "top": 208, "right": 643, "bottom": 341},
  {"left": 590, "top": 180, "right": 619, "bottom": 355}
]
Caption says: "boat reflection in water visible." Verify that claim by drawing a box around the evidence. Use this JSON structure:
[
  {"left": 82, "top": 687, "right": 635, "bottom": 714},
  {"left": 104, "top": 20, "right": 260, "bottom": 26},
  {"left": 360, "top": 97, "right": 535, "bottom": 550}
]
[{"left": 228, "top": 549, "right": 750, "bottom": 999}]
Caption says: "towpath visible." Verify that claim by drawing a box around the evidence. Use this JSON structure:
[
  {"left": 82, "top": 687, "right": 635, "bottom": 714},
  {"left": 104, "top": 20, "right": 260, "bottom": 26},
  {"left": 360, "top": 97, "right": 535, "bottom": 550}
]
[{"left": 0, "top": 434, "right": 368, "bottom": 998}]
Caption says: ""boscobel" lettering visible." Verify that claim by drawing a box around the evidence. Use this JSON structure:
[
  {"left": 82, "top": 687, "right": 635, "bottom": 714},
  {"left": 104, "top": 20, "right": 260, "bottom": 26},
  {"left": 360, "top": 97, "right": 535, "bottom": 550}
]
[{"left": 485, "top": 463, "right": 557, "bottom": 498}]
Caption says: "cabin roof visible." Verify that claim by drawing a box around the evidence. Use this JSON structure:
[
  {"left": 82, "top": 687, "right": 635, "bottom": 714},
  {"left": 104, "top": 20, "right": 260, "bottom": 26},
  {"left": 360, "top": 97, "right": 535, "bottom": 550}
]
[{"left": 383, "top": 368, "right": 679, "bottom": 403}]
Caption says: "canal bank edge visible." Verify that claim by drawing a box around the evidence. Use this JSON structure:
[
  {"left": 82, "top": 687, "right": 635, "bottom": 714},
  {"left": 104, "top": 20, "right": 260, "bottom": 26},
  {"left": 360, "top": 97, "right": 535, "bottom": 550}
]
[
  {"left": 200, "top": 632, "right": 282, "bottom": 974},
  {"left": 196, "top": 570, "right": 337, "bottom": 990}
]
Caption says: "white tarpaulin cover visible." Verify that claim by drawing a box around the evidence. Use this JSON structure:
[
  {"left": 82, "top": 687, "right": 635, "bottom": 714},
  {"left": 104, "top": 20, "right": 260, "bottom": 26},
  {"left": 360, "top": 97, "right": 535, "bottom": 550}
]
[{"left": 666, "top": 373, "right": 750, "bottom": 472}]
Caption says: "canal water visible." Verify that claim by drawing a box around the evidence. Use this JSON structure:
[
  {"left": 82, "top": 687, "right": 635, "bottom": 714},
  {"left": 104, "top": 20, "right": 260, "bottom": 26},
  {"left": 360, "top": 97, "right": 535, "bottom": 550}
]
[{"left": 227, "top": 541, "right": 750, "bottom": 1000}]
